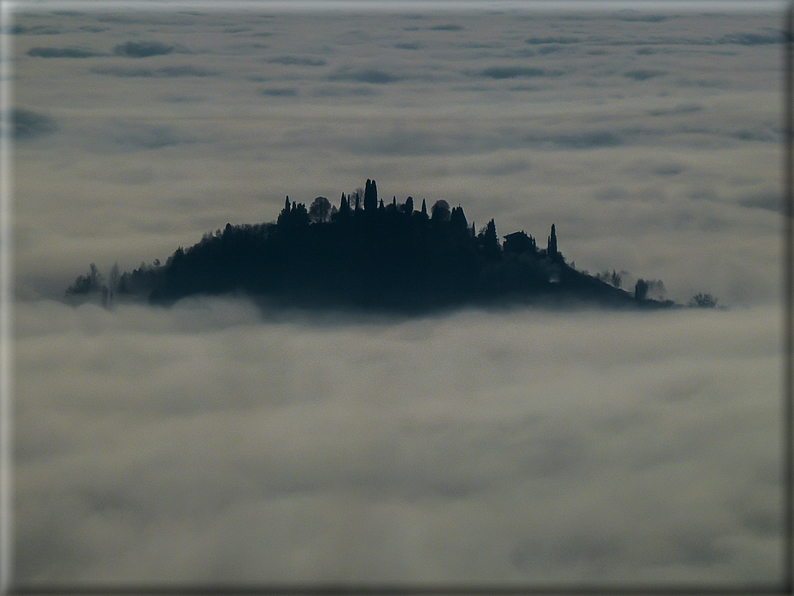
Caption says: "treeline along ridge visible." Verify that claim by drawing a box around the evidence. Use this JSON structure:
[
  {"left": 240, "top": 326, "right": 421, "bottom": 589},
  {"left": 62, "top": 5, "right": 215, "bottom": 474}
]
[{"left": 67, "top": 179, "right": 682, "bottom": 312}]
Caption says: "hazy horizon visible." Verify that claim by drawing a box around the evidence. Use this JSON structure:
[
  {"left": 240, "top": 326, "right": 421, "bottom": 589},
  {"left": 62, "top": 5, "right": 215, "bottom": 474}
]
[{"left": 11, "top": 3, "right": 785, "bottom": 307}]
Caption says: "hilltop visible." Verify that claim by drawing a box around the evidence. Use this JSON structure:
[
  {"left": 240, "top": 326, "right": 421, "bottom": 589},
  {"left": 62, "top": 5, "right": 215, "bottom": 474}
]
[{"left": 67, "top": 179, "right": 676, "bottom": 313}]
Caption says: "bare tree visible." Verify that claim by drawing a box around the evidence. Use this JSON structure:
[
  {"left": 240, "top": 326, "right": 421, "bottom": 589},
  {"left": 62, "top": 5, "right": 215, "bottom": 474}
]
[
  {"left": 66, "top": 263, "right": 103, "bottom": 295},
  {"left": 647, "top": 279, "right": 666, "bottom": 300},
  {"left": 689, "top": 293, "right": 718, "bottom": 308},
  {"left": 109, "top": 262, "right": 120, "bottom": 293},
  {"left": 350, "top": 187, "right": 363, "bottom": 211}
]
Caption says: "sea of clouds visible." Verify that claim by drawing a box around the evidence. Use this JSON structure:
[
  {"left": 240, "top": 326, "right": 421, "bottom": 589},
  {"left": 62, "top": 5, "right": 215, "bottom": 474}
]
[
  {"left": 6, "top": 2, "right": 789, "bottom": 586},
  {"left": 13, "top": 297, "right": 784, "bottom": 583},
  {"left": 10, "top": 4, "right": 784, "bottom": 305}
]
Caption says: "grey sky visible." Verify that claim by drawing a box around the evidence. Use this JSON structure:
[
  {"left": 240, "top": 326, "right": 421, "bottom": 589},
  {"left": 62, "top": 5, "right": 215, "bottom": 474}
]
[{"left": 7, "top": 1, "right": 788, "bottom": 586}]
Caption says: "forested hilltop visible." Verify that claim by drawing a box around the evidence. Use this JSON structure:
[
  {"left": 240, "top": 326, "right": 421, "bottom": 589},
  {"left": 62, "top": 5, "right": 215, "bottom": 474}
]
[{"left": 67, "top": 179, "right": 683, "bottom": 313}]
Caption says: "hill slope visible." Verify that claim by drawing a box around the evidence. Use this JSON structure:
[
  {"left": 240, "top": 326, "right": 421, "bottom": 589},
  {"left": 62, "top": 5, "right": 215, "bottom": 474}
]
[{"left": 68, "top": 180, "right": 675, "bottom": 313}]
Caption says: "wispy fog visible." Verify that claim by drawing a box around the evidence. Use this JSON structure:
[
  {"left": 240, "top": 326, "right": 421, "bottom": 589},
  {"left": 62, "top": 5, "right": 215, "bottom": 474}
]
[{"left": 14, "top": 298, "right": 782, "bottom": 583}]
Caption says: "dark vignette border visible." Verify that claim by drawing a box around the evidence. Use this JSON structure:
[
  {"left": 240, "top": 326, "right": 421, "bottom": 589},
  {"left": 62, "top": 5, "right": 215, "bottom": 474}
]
[
  {"left": 4, "top": 2, "right": 793, "bottom": 595},
  {"left": 782, "top": 3, "right": 793, "bottom": 595}
]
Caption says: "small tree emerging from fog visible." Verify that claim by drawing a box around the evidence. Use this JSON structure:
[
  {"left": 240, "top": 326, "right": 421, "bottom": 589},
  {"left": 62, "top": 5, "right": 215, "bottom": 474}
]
[
  {"left": 66, "top": 263, "right": 103, "bottom": 295},
  {"left": 646, "top": 279, "right": 666, "bottom": 300},
  {"left": 635, "top": 279, "right": 649, "bottom": 300},
  {"left": 689, "top": 292, "right": 718, "bottom": 308},
  {"left": 109, "top": 262, "right": 120, "bottom": 293}
]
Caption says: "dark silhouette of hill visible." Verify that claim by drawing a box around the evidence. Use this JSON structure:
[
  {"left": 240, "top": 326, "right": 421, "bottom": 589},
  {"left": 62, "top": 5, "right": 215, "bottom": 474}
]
[{"left": 67, "top": 179, "right": 677, "bottom": 313}]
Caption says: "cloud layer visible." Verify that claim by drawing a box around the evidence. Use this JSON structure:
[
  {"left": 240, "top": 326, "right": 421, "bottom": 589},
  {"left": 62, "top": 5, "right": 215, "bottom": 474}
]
[
  {"left": 13, "top": 298, "right": 783, "bottom": 584},
  {"left": 8, "top": 4, "right": 788, "bottom": 586},
  {"left": 112, "top": 40, "right": 176, "bottom": 58},
  {"left": 10, "top": 8, "right": 783, "bottom": 307}
]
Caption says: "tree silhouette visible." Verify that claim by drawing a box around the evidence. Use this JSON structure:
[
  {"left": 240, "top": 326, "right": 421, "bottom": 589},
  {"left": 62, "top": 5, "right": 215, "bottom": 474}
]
[
  {"left": 431, "top": 199, "right": 451, "bottom": 222},
  {"left": 547, "top": 223, "right": 558, "bottom": 258},
  {"left": 335, "top": 193, "right": 351, "bottom": 220},
  {"left": 364, "top": 179, "right": 378, "bottom": 212},
  {"left": 276, "top": 197, "right": 291, "bottom": 226},
  {"left": 646, "top": 279, "right": 666, "bottom": 300},
  {"left": 66, "top": 263, "right": 103, "bottom": 295},
  {"left": 309, "top": 196, "right": 332, "bottom": 223},
  {"left": 479, "top": 219, "right": 500, "bottom": 258},
  {"left": 109, "top": 262, "right": 120, "bottom": 295},
  {"left": 67, "top": 178, "right": 679, "bottom": 313},
  {"left": 635, "top": 278, "right": 648, "bottom": 300},
  {"left": 689, "top": 293, "right": 718, "bottom": 308},
  {"left": 277, "top": 198, "right": 310, "bottom": 228},
  {"left": 450, "top": 206, "right": 469, "bottom": 235}
]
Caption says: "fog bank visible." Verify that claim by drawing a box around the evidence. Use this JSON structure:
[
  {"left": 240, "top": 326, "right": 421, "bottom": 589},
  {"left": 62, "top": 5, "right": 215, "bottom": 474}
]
[{"left": 13, "top": 298, "right": 783, "bottom": 584}]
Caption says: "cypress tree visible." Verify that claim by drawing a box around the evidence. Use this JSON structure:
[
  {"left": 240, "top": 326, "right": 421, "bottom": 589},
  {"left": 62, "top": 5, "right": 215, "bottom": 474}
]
[
  {"left": 364, "top": 179, "right": 378, "bottom": 212},
  {"left": 479, "top": 219, "right": 500, "bottom": 258},
  {"left": 484, "top": 219, "right": 498, "bottom": 250},
  {"left": 277, "top": 196, "right": 291, "bottom": 227},
  {"left": 547, "top": 224, "right": 558, "bottom": 258},
  {"left": 450, "top": 205, "right": 468, "bottom": 231}
]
